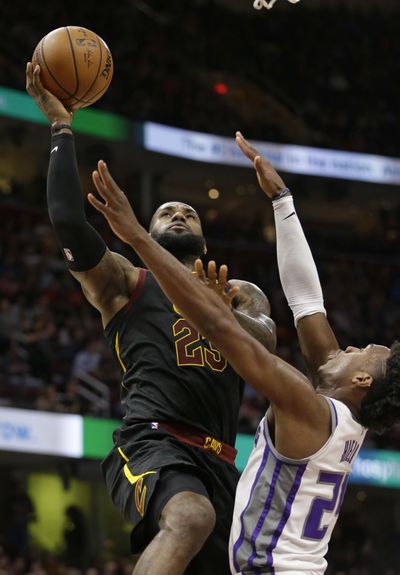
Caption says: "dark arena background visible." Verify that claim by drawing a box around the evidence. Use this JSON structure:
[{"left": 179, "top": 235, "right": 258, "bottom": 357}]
[{"left": 1, "top": 1, "right": 400, "bottom": 574}]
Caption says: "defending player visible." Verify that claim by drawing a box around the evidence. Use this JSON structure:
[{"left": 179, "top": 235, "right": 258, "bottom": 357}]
[
  {"left": 86, "top": 134, "right": 400, "bottom": 575},
  {"left": 26, "top": 63, "right": 276, "bottom": 575}
]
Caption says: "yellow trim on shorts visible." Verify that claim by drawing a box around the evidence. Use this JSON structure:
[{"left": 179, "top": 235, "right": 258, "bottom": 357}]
[
  {"left": 118, "top": 447, "right": 156, "bottom": 484},
  {"left": 118, "top": 447, "right": 129, "bottom": 462},
  {"left": 123, "top": 465, "right": 157, "bottom": 485}
]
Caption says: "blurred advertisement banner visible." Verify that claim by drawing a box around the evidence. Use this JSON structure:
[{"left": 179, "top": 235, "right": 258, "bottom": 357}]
[
  {"left": 351, "top": 448, "right": 400, "bottom": 488},
  {"left": 144, "top": 122, "right": 400, "bottom": 185},
  {"left": 0, "top": 407, "right": 83, "bottom": 457},
  {"left": 1, "top": 407, "right": 400, "bottom": 489}
]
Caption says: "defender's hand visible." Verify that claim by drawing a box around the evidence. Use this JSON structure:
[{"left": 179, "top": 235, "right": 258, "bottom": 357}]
[
  {"left": 194, "top": 260, "right": 239, "bottom": 308},
  {"left": 89, "top": 160, "right": 144, "bottom": 244},
  {"left": 236, "top": 131, "right": 287, "bottom": 200},
  {"left": 26, "top": 62, "right": 72, "bottom": 125}
]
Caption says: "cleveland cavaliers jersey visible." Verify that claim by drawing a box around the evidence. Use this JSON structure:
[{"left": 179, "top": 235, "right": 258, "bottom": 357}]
[
  {"left": 230, "top": 397, "right": 367, "bottom": 574},
  {"left": 104, "top": 268, "right": 243, "bottom": 446}
]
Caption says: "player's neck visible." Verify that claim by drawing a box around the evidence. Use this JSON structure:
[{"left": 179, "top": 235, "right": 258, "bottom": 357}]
[
  {"left": 178, "top": 255, "right": 197, "bottom": 270},
  {"left": 330, "top": 388, "right": 361, "bottom": 420}
]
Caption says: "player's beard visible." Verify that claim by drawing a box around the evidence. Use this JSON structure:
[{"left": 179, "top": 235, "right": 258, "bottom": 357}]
[{"left": 151, "top": 231, "right": 205, "bottom": 263}]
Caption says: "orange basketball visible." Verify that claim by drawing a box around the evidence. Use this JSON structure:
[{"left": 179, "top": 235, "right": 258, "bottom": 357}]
[{"left": 32, "top": 26, "right": 113, "bottom": 111}]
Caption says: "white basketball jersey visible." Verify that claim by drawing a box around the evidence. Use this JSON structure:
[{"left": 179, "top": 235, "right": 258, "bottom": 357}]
[{"left": 230, "top": 397, "right": 367, "bottom": 574}]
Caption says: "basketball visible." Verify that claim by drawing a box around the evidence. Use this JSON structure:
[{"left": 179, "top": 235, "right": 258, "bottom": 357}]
[{"left": 32, "top": 26, "right": 113, "bottom": 111}]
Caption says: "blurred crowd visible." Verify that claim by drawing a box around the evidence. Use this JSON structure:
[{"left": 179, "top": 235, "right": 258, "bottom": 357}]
[
  {"left": 1, "top": 199, "right": 399, "bottom": 451},
  {"left": 1, "top": 546, "right": 398, "bottom": 575},
  {"left": 0, "top": 545, "right": 135, "bottom": 575},
  {"left": 226, "top": 247, "right": 400, "bottom": 450},
  {"left": 1, "top": 483, "right": 400, "bottom": 575},
  {"left": 1, "top": 3, "right": 400, "bottom": 574},
  {"left": 0, "top": 205, "right": 122, "bottom": 420},
  {"left": 324, "top": 508, "right": 400, "bottom": 575},
  {"left": 1, "top": 1, "right": 400, "bottom": 155},
  {"left": 1, "top": 508, "right": 400, "bottom": 575}
]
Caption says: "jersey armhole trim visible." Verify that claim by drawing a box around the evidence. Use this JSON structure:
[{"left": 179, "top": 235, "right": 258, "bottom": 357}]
[
  {"left": 124, "top": 268, "right": 148, "bottom": 314},
  {"left": 324, "top": 396, "right": 338, "bottom": 433},
  {"left": 264, "top": 397, "right": 339, "bottom": 465}
]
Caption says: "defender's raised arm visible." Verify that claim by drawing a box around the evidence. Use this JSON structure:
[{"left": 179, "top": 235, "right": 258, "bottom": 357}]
[{"left": 236, "top": 132, "right": 339, "bottom": 383}]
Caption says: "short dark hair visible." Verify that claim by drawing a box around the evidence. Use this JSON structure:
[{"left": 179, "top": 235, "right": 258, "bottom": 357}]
[{"left": 359, "top": 342, "right": 400, "bottom": 433}]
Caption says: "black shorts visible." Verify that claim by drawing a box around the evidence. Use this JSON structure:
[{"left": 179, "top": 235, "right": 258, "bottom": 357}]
[{"left": 101, "top": 422, "right": 240, "bottom": 575}]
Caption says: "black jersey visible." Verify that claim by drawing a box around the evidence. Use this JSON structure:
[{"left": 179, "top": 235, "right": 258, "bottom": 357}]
[{"left": 104, "top": 268, "right": 243, "bottom": 446}]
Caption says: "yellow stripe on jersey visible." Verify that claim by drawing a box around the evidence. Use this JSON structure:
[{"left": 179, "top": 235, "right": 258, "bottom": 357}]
[{"left": 115, "top": 331, "right": 127, "bottom": 373}]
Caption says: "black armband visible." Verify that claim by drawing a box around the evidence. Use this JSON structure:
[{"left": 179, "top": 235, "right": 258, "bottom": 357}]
[
  {"left": 51, "top": 122, "right": 72, "bottom": 135},
  {"left": 272, "top": 187, "right": 291, "bottom": 202},
  {"left": 47, "top": 133, "right": 106, "bottom": 271}
]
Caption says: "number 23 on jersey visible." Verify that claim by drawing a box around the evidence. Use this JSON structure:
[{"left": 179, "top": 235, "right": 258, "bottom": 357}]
[{"left": 172, "top": 315, "right": 227, "bottom": 372}]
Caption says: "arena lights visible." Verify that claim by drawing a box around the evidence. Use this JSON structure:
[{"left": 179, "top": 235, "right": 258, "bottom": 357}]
[
  {"left": 213, "top": 82, "right": 229, "bottom": 95},
  {"left": 208, "top": 188, "right": 220, "bottom": 199}
]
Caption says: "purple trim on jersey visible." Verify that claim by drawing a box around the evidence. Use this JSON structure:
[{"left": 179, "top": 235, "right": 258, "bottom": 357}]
[
  {"left": 328, "top": 397, "right": 338, "bottom": 431},
  {"left": 265, "top": 464, "right": 307, "bottom": 571},
  {"left": 247, "top": 459, "right": 282, "bottom": 570},
  {"left": 324, "top": 396, "right": 339, "bottom": 436},
  {"left": 232, "top": 426, "right": 270, "bottom": 572}
]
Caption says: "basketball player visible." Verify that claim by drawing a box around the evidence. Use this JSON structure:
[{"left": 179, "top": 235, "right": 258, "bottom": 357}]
[
  {"left": 26, "top": 63, "right": 276, "bottom": 575},
  {"left": 85, "top": 133, "right": 400, "bottom": 574}
]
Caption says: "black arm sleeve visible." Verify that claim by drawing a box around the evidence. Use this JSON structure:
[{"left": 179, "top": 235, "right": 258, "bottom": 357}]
[{"left": 47, "top": 132, "right": 107, "bottom": 271}]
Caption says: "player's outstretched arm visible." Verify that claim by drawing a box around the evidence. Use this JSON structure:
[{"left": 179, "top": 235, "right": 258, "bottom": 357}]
[
  {"left": 88, "top": 161, "right": 326, "bottom": 427},
  {"left": 26, "top": 63, "right": 138, "bottom": 326},
  {"left": 236, "top": 132, "right": 339, "bottom": 383}
]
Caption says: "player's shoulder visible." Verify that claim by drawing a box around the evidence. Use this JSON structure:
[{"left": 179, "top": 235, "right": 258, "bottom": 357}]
[
  {"left": 229, "top": 279, "right": 265, "bottom": 295},
  {"left": 109, "top": 250, "right": 142, "bottom": 291},
  {"left": 110, "top": 250, "right": 135, "bottom": 269},
  {"left": 229, "top": 279, "right": 272, "bottom": 315}
]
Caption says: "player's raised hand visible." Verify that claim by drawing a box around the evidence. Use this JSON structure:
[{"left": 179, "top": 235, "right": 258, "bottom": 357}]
[
  {"left": 89, "top": 160, "right": 144, "bottom": 244},
  {"left": 26, "top": 62, "right": 72, "bottom": 126},
  {"left": 194, "top": 259, "right": 239, "bottom": 308},
  {"left": 235, "top": 131, "right": 287, "bottom": 200}
]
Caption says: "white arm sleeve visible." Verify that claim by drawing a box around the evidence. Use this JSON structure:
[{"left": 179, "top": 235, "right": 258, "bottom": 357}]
[{"left": 273, "top": 194, "right": 326, "bottom": 326}]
